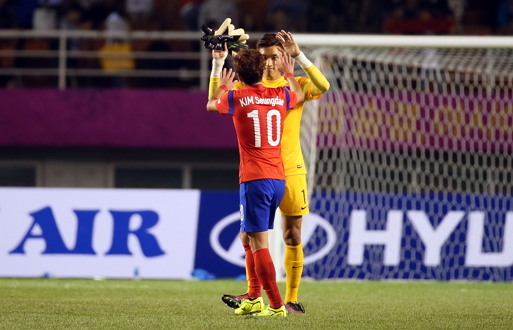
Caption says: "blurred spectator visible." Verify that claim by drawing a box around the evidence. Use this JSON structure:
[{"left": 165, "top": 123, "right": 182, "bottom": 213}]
[
  {"left": 0, "top": 0, "right": 503, "bottom": 35},
  {"left": 0, "top": 0, "right": 15, "bottom": 87},
  {"left": 100, "top": 6, "right": 132, "bottom": 87},
  {"left": 384, "top": 0, "right": 404, "bottom": 18},
  {"left": 495, "top": 0, "right": 513, "bottom": 34},
  {"left": 60, "top": 1, "right": 85, "bottom": 30},
  {"left": 198, "top": 0, "right": 238, "bottom": 30},
  {"left": 15, "top": 0, "right": 62, "bottom": 87},
  {"left": 136, "top": 40, "right": 193, "bottom": 88},
  {"left": 383, "top": 0, "right": 455, "bottom": 34},
  {"left": 13, "top": 0, "right": 39, "bottom": 29},
  {"left": 343, "top": 0, "right": 385, "bottom": 33},
  {"left": 237, "top": 0, "right": 268, "bottom": 32},
  {"left": 178, "top": 0, "right": 203, "bottom": 31},
  {"left": 33, "top": 0, "right": 60, "bottom": 30},
  {"left": 320, "top": 0, "right": 345, "bottom": 32},
  {"left": 59, "top": 0, "right": 92, "bottom": 87},
  {"left": 447, "top": 0, "right": 466, "bottom": 33},
  {"left": 266, "top": 0, "right": 307, "bottom": 31},
  {"left": 104, "top": 4, "right": 130, "bottom": 42},
  {"left": 307, "top": 0, "right": 363, "bottom": 33},
  {"left": 125, "top": 0, "right": 153, "bottom": 29},
  {"left": 423, "top": 0, "right": 453, "bottom": 18},
  {"left": 0, "top": 0, "right": 15, "bottom": 29},
  {"left": 81, "top": 0, "right": 111, "bottom": 29}
]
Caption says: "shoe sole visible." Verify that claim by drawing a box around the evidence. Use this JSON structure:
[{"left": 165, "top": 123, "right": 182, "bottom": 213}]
[
  {"left": 235, "top": 309, "right": 261, "bottom": 315},
  {"left": 254, "top": 310, "right": 286, "bottom": 317},
  {"left": 222, "top": 295, "right": 241, "bottom": 309},
  {"left": 235, "top": 309, "right": 262, "bottom": 315}
]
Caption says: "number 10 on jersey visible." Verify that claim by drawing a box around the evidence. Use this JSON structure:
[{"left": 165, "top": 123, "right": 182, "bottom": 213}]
[{"left": 247, "top": 109, "right": 282, "bottom": 147}]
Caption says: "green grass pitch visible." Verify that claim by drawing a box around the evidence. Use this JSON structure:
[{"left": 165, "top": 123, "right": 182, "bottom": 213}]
[{"left": 1, "top": 278, "right": 512, "bottom": 328}]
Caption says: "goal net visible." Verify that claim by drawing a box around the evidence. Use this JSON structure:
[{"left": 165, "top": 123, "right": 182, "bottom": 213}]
[{"left": 297, "top": 36, "right": 513, "bottom": 281}]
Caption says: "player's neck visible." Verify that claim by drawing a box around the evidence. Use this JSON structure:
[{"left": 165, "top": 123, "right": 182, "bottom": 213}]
[{"left": 263, "top": 71, "right": 282, "bottom": 81}]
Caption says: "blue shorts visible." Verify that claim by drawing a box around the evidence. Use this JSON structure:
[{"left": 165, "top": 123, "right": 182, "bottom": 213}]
[{"left": 239, "top": 179, "right": 285, "bottom": 233}]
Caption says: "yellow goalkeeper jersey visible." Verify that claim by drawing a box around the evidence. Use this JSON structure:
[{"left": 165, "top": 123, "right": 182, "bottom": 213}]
[{"left": 233, "top": 76, "right": 321, "bottom": 176}]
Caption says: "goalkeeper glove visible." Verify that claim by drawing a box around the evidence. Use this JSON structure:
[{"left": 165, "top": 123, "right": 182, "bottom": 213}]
[
  {"left": 200, "top": 18, "right": 249, "bottom": 55},
  {"left": 200, "top": 25, "right": 243, "bottom": 52}
]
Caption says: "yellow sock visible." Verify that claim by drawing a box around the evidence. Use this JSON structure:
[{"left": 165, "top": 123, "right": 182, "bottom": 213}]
[{"left": 284, "top": 243, "right": 303, "bottom": 303}]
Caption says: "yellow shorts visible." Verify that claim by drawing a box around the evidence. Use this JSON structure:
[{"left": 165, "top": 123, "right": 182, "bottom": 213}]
[{"left": 279, "top": 174, "right": 309, "bottom": 216}]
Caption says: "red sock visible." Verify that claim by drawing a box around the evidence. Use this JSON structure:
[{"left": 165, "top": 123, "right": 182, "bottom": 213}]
[
  {"left": 243, "top": 244, "right": 262, "bottom": 298},
  {"left": 253, "top": 248, "right": 283, "bottom": 309}
]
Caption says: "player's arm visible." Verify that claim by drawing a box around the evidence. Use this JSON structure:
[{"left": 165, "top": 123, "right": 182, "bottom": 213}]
[
  {"left": 208, "top": 43, "right": 229, "bottom": 99},
  {"left": 278, "top": 50, "right": 304, "bottom": 104},
  {"left": 206, "top": 68, "right": 238, "bottom": 112},
  {"left": 276, "top": 30, "right": 330, "bottom": 96}
]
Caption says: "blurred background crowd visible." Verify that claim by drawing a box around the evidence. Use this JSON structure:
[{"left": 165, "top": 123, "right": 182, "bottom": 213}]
[
  {"left": 1, "top": 0, "right": 512, "bottom": 89},
  {"left": 0, "top": 0, "right": 512, "bottom": 35}
]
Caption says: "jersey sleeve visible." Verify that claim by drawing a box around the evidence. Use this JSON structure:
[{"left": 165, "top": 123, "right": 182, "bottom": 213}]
[
  {"left": 208, "top": 76, "right": 220, "bottom": 100},
  {"left": 210, "top": 79, "right": 244, "bottom": 99},
  {"left": 284, "top": 87, "right": 298, "bottom": 110},
  {"left": 297, "top": 64, "right": 330, "bottom": 101},
  {"left": 215, "top": 90, "right": 235, "bottom": 115}
]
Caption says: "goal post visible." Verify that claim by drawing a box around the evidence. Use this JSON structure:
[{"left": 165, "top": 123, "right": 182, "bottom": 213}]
[{"left": 273, "top": 34, "right": 513, "bottom": 281}]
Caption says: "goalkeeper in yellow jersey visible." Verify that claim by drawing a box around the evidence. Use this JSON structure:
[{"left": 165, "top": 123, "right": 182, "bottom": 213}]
[{"left": 209, "top": 30, "right": 330, "bottom": 315}]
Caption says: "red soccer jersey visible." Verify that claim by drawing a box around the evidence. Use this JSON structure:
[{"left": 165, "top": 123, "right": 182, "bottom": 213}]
[{"left": 216, "top": 84, "right": 297, "bottom": 183}]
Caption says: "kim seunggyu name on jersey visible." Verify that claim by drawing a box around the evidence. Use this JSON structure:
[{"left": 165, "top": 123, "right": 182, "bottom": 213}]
[
  {"left": 6, "top": 206, "right": 513, "bottom": 268},
  {"left": 239, "top": 96, "right": 285, "bottom": 107}
]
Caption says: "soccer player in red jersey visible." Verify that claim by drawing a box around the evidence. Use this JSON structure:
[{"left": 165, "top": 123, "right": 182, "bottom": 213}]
[
  {"left": 207, "top": 48, "right": 304, "bottom": 316},
  {"left": 212, "top": 31, "right": 330, "bottom": 315}
]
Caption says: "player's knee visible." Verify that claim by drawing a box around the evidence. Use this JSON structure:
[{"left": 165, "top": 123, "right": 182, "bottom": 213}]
[
  {"left": 239, "top": 232, "right": 250, "bottom": 244},
  {"left": 282, "top": 215, "right": 302, "bottom": 245},
  {"left": 283, "top": 228, "right": 301, "bottom": 245}
]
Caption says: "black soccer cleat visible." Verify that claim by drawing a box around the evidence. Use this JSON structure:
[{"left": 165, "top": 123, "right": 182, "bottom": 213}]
[
  {"left": 221, "top": 293, "right": 249, "bottom": 309},
  {"left": 285, "top": 302, "right": 306, "bottom": 314}
]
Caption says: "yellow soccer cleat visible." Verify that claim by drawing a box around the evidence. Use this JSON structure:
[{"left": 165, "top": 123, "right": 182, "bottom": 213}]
[
  {"left": 234, "top": 297, "right": 264, "bottom": 315},
  {"left": 253, "top": 305, "right": 287, "bottom": 317}
]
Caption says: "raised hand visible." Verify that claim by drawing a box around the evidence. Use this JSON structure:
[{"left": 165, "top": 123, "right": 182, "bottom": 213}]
[
  {"left": 220, "top": 68, "right": 238, "bottom": 90},
  {"left": 276, "top": 30, "right": 300, "bottom": 57},
  {"left": 277, "top": 48, "right": 296, "bottom": 76}
]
